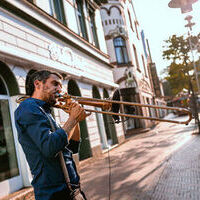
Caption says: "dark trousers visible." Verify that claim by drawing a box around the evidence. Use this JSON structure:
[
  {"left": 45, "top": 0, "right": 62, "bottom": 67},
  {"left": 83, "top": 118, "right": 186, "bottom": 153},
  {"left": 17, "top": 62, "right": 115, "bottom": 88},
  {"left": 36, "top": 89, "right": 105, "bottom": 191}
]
[{"left": 49, "top": 188, "right": 87, "bottom": 200}]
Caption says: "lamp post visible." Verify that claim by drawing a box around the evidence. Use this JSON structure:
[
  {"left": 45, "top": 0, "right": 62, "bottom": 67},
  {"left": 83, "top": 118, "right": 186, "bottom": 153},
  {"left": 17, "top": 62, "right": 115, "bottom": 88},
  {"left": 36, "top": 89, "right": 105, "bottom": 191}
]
[
  {"left": 184, "top": 15, "right": 200, "bottom": 131},
  {"left": 168, "top": 0, "right": 200, "bottom": 132},
  {"left": 184, "top": 15, "right": 200, "bottom": 94}
]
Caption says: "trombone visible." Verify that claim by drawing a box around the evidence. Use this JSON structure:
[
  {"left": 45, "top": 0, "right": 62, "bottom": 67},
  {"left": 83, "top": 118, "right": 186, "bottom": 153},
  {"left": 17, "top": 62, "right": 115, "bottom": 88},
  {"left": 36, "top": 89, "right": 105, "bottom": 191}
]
[{"left": 16, "top": 94, "right": 192, "bottom": 125}]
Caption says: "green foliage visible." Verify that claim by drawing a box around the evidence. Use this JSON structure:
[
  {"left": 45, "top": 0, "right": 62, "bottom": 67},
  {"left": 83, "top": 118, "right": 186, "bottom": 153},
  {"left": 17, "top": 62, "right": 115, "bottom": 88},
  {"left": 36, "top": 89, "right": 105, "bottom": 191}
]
[{"left": 162, "top": 34, "right": 197, "bottom": 96}]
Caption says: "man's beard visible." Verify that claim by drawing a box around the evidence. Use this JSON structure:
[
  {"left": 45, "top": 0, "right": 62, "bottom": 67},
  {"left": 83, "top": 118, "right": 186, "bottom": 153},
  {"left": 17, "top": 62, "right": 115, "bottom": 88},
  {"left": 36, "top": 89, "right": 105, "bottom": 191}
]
[
  {"left": 46, "top": 95, "right": 56, "bottom": 106},
  {"left": 42, "top": 88, "right": 57, "bottom": 106}
]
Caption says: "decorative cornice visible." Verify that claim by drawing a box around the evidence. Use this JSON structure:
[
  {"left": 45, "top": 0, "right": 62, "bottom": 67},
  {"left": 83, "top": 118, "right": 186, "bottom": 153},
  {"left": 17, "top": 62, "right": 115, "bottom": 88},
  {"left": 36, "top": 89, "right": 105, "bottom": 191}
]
[
  {"left": 110, "top": 61, "right": 132, "bottom": 67},
  {"left": 101, "top": 5, "right": 122, "bottom": 16},
  {"left": 106, "top": 25, "right": 128, "bottom": 39}
]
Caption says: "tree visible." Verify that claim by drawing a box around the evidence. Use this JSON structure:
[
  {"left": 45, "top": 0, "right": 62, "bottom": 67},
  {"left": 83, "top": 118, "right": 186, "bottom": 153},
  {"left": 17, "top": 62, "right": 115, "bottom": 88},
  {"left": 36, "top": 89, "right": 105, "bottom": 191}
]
[
  {"left": 162, "top": 34, "right": 196, "bottom": 96},
  {"left": 163, "top": 34, "right": 200, "bottom": 131}
]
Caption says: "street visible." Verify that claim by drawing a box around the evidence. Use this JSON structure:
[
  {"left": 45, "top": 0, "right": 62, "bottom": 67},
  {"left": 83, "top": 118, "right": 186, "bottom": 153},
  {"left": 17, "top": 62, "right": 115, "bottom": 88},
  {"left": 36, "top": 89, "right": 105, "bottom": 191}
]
[{"left": 79, "top": 114, "right": 198, "bottom": 200}]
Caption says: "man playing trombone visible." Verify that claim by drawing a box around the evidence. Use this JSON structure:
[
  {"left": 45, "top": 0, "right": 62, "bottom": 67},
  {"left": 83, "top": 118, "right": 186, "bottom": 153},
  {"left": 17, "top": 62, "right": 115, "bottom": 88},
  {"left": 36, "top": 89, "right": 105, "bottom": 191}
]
[{"left": 15, "top": 70, "right": 89, "bottom": 200}]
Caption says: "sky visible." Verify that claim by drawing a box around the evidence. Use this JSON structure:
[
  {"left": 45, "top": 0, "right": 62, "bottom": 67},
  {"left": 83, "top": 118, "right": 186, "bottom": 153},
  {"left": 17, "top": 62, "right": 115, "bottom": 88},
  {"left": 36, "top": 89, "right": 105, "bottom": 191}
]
[{"left": 133, "top": 0, "right": 200, "bottom": 79}]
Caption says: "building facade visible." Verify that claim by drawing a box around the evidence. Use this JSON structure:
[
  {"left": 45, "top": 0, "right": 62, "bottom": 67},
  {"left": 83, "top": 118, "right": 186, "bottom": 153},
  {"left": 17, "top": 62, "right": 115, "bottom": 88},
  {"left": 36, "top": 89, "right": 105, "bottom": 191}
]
[
  {"left": 0, "top": 0, "right": 125, "bottom": 197},
  {"left": 100, "top": 0, "right": 164, "bottom": 132}
]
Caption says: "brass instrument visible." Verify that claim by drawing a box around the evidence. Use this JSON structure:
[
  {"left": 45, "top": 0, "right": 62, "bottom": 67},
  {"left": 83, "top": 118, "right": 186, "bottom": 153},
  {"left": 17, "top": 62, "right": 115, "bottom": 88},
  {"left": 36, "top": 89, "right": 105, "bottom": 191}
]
[{"left": 16, "top": 94, "right": 192, "bottom": 125}]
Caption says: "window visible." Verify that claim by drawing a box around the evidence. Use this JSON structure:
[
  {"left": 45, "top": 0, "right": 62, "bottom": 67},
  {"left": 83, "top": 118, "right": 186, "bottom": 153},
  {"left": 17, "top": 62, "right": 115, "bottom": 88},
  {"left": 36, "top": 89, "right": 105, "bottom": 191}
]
[
  {"left": 141, "top": 54, "right": 147, "bottom": 77},
  {"left": 0, "top": 77, "right": 19, "bottom": 181},
  {"left": 76, "top": 0, "right": 88, "bottom": 40},
  {"left": 113, "top": 37, "right": 129, "bottom": 64},
  {"left": 133, "top": 44, "right": 140, "bottom": 70},
  {"left": 88, "top": 6, "right": 99, "bottom": 48},
  {"left": 0, "top": 99, "right": 19, "bottom": 181},
  {"left": 128, "top": 10, "right": 134, "bottom": 31},
  {"left": 50, "top": 0, "right": 67, "bottom": 25},
  {"left": 134, "top": 21, "right": 139, "bottom": 40}
]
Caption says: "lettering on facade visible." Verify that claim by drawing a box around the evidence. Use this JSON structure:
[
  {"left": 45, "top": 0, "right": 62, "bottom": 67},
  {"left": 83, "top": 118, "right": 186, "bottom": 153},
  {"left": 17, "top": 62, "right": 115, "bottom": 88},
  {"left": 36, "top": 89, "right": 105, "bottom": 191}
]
[{"left": 48, "top": 43, "right": 84, "bottom": 72}]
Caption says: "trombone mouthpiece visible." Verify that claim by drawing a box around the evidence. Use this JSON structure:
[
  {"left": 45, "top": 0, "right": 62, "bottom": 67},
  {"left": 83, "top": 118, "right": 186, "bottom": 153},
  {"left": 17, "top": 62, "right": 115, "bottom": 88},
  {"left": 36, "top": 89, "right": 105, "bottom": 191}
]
[{"left": 55, "top": 93, "right": 62, "bottom": 98}]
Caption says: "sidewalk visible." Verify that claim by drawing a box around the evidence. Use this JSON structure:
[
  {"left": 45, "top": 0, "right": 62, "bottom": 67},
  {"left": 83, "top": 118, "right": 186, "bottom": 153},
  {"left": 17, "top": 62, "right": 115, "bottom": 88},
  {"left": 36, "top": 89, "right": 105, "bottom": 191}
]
[
  {"left": 148, "top": 135, "right": 200, "bottom": 200},
  {"left": 79, "top": 117, "right": 199, "bottom": 200},
  {"left": 1, "top": 116, "right": 199, "bottom": 200}
]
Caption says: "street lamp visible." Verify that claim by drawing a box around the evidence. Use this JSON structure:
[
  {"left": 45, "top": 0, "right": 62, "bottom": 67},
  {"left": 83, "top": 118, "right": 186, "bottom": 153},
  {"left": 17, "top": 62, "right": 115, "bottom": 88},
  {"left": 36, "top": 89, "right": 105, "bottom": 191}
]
[
  {"left": 184, "top": 15, "right": 200, "bottom": 130},
  {"left": 168, "top": 0, "right": 198, "bottom": 13}
]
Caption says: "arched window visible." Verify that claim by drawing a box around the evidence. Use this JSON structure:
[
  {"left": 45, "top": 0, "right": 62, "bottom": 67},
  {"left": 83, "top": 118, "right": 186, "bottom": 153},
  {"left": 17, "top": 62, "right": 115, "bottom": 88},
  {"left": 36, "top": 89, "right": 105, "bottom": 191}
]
[
  {"left": 0, "top": 76, "right": 7, "bottom": 95},
  {"left": 0, "top": 76, "right": 19, "bottom": 183},
  {"left": 113, "top": 37, "right": 129, "bottom": 64}
]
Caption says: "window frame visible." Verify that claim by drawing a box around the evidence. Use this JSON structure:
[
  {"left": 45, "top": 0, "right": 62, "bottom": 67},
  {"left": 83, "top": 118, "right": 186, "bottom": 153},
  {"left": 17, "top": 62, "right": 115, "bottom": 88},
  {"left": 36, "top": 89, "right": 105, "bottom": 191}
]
[
  {"left": 141, "top": 54, "right": 148, "bottom": 77},
  {"left": 128, "top": 10, "right": 134, "bottom": 32},
  {"left": 51, "top": 0, "right": 67, "bottom": 25},
  {"left": 75, "top": 0, "right": 88, "bottom": 41},
  {"left": 134, "top": 21, "right": 140, "bottom": 40},
  {"left": 133, "top": 44, "right": 140, "bottom": 71},
  {"left": 88, "top": 5, "right": 99, "bottom": 48},
  {"left": 113, "top": 37, "right": 129, "bottom": 64}
]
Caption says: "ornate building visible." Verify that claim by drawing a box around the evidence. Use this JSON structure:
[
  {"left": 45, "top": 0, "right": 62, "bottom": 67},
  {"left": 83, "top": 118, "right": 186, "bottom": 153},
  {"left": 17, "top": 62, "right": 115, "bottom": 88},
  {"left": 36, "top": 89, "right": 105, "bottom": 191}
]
[{"left": 100, "top": 0, "right": 164, "bottom": 132}]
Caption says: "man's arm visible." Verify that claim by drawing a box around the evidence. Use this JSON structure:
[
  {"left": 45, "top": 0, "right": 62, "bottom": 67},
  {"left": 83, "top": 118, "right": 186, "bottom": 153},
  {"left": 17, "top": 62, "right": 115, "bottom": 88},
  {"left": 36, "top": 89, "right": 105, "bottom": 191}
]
[
  {"left": 66, "top": 123, "right": 81, "bottom": 154},
  {"left": 69, "top": 123, "right": 80, "bottom": 141},
  {"left": 15, "top": 105, "right": 69, "bottom": 158}
]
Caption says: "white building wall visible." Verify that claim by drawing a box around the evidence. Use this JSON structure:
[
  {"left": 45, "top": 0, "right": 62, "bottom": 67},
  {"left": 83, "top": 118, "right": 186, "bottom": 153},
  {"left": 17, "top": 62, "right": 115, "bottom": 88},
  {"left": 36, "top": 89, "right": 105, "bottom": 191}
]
[
  {"left": 95, "top": 9, "right": 108, "bottom": 54},
  {"left": 0, "top": 10, "right": 115, "bottom": 87},
  {"left": 101, "top": 5, "right": 123, "bottom": 36},
  {"left": 123, "top": 1, "right": 147, "bottom": 77}
]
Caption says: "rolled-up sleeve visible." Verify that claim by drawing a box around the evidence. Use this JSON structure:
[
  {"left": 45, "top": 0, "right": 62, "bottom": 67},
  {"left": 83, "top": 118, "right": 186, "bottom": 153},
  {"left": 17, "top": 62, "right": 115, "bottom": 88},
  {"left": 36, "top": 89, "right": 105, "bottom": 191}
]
[{"left": 16, "top": 105, "right": 68, "bottom": 158}]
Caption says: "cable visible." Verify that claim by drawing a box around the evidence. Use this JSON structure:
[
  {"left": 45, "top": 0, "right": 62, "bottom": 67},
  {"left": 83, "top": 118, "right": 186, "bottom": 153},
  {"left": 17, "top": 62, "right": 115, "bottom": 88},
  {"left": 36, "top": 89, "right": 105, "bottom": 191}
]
[{"left": 107, "top": 146, "right": 111, "bottom": 200}]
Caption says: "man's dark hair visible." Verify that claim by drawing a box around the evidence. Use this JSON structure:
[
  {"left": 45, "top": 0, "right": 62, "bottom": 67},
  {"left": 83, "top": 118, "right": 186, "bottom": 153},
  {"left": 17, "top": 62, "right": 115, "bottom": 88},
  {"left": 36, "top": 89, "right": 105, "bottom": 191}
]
[{"left": 25, "top": 70, "right": 63, "bottom": 96}]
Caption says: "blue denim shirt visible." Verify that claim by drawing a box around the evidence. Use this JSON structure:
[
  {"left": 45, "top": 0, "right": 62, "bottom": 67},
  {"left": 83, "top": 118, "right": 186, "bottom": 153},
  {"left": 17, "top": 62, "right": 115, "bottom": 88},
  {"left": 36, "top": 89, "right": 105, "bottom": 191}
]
[{"left": 14, "top": 98, "right": 80, "bottom": 200}]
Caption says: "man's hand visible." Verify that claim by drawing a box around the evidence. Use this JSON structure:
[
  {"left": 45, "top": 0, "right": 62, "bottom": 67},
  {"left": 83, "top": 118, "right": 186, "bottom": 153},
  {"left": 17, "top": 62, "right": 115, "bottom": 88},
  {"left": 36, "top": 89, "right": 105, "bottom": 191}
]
[
  {"left": 62, "top": 102, "right": 90, "bottom": 139},
  {"left": 68, "top": 102, "right": 89, "bottom": 122}
]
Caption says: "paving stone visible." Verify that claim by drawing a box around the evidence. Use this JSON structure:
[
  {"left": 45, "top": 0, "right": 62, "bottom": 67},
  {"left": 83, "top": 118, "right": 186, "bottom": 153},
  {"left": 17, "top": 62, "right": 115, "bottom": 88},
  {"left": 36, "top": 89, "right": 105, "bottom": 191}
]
[{"left": 150, "top": 136, "right": 200, "bottom": 200}]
